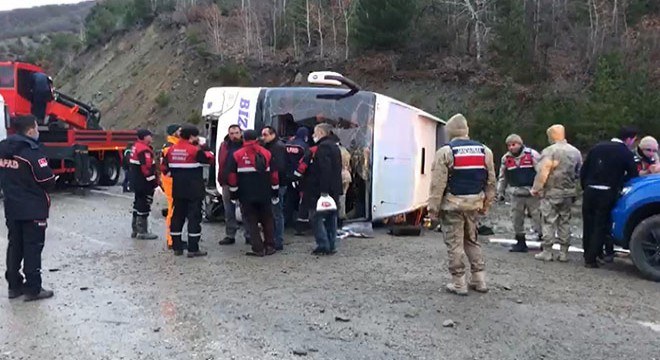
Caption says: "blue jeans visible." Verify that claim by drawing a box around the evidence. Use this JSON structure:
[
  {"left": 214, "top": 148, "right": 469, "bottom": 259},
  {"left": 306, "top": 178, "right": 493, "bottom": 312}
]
[
  {"left": 313, "top": 210, "right": 338, "bottom": 252},
  {"left": 272, "top": 186, "right": 287, "bottom": 249}
]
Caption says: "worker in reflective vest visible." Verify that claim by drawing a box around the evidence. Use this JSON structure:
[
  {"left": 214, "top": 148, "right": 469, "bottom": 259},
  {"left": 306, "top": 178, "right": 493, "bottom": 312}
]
[
  {"left": 129, "top": 129, "right": 159, "bottom": 240},
  {"left": 160, "top": 123, "right": 181, "bottom": 249},
  {"left": 161, "top": 125, "right": 214, "bottom": 257},
  {"left": 496, "top": 134, "right": 542, "bottom": 252}
]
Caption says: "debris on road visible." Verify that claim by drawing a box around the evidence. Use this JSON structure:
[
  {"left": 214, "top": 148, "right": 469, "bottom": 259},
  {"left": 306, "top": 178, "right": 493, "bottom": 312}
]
[{"left": 442, "top": 319, "right": 456, "bottom": 328}]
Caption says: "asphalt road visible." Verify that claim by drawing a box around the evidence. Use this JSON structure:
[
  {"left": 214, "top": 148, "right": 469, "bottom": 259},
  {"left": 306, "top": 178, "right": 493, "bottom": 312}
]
[{"left": 0, "top": 187, "right": 659, "bottom": 360}]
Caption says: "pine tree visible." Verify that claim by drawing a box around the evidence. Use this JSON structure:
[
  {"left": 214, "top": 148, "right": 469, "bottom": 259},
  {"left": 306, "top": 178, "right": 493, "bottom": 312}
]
[{"left": 350, "top": 0, "right": 416, "bottom": 51}]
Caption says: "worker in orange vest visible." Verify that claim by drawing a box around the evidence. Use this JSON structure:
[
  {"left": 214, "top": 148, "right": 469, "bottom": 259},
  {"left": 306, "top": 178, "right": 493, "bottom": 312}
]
[{"left": 161, "top": 124, "right": 181, "bottom": 249}]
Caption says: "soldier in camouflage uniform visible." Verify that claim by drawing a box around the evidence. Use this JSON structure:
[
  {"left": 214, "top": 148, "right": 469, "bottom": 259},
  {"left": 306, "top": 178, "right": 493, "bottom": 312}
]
[
  {"left": 428, "top": 114, "right": 496, "bottom": 296},
  {"left": 530, "top": 125, "right": 582, "bottom": 262},
  {"left": 497, "top": 134, "right": 542, "bottom": 252}
]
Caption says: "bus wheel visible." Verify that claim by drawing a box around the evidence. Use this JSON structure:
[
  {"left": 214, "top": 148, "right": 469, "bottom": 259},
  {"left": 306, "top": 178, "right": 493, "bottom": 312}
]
[{"left": 100, "top": 155, "right": 120, "bottom": 186}]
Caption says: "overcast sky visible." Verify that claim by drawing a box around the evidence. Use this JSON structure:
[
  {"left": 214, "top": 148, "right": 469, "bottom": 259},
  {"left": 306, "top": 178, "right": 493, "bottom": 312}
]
[{"left": 0, "top": 0, "right": 88, "bottom": 12}]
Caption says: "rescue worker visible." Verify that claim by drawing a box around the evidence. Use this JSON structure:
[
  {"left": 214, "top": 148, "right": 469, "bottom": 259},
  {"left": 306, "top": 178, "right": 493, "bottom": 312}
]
[
  {"left": 284, "top": 127, "right": 310, "bottom": 227},
  {"left": 160, "top": 123, "right": 181, "bottom": 249},
  {"left": 496, "top": 134, "right": 542, "bottom": 252},
  {"left": 580, "top": 128, "right": 638, "bottom": 267},
  {"left": 428, "top": 114, "right": 496, "bottom": 296},
  {"left": 217, "top": 125, "right": 250, "bottom": 245},
  {"left": 129, "top": 129, "right": 159, "bottom": 240},
  {"left": 292, "top": 142, "right": 319, "bottom": 235},
  {"left": 304, "top": 124, "right": 343, "bottom": 255},
  {"left": 226, "top": 130, "right": 280, "bottom": 257},
  {"left": 30, "top": 72, "right": 53, "bottom": 122},
  {"left": 530, "top": 124, "right": 582, "bottom": 262},
  {"left": 162, "top": 125, "right": 214, "bottom": 257},
  {"left": 338, "top": 140, "right": 352, "bottom": 228},
  {"left": 122, "top": 144, "right": 132, "bottom": 193},
  {"left": 0, "top": 115, "right": 56, "bottom": 301},
  {"left": 261, "top": 126, "right": 288, "bottom": 251},
  {"left": 634, "top": 136, "right": 660, "bottom": 176}
]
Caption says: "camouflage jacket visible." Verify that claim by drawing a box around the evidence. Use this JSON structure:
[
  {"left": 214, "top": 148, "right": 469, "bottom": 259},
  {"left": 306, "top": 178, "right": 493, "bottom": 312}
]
[
  {"left": 428, "top": 137, "right": 497, "bottom": 212},
  {"left": 531, "top": 140, "right": 582, "bottom": 198}
]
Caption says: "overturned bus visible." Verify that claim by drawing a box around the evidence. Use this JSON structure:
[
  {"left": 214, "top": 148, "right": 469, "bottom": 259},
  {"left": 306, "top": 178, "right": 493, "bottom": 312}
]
[{"left": 201, "top": 72, "right": 446, "bottom": 223}]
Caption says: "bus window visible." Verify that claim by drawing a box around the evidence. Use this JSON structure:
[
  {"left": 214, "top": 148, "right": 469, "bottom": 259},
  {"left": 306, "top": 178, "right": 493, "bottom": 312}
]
[{"left": 0, "top": 65, "right": 14, "bottom": 88}]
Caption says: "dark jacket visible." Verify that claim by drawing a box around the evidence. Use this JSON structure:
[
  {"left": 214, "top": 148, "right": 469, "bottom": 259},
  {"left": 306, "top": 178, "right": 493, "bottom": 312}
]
[
  {"left": 226, "top": 140, "right": 279, "bottom": 204},
  {"left": 129, "top": 140, "right": 159, "bottom": 192},
  {"left": 263, "top": 139, "right": 287, "bottom": 186},
  {"left": 162, "top": 139, "right": 214, "bottom": 200},
  {"left": 285, "top": 135, "right": 309, "bottom": 181},
  {"left": 0, "top": 134, "right": 56, "bottom": 220},
  {"left": 580, "top": 139, "right": 638, "bottom": 192},
  {"left": 303, "top": 136, "right": 342, "bottom": 206},
  {"left": 217, "top": 136, "right": 243, "bottom": 186}
]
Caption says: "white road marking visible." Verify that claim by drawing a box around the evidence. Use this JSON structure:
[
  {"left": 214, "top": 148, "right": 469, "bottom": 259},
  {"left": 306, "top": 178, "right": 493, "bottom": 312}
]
[
  {"left": 638, "top": 321, "right": 660, "bottom": 333},
  {"left": 50, "top": 225, "right": 112, "bottom": 247},
  {"left": 89, "top": 189, "right": 134, "bottom": 200},
  {"left": 488, "top": 238, "right": 630, "bottom": 254}
]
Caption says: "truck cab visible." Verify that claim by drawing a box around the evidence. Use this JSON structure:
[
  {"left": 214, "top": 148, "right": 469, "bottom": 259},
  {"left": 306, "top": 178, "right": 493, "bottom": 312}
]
[{"left": 611, "top": 174, "right": 660, "bottom": 281}]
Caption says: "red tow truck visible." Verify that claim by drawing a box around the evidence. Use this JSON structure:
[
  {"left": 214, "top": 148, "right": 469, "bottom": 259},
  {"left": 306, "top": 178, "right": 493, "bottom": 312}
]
[{"left": 0, "top": 61, "right": 136, "bottom": 186}]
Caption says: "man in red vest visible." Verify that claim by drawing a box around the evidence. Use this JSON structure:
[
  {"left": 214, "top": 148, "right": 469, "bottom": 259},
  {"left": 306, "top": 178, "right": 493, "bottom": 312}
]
[
  {"left": 129, "top": 129, "right": 159, "bottom": 240},
  {"left": 496, "top": 134, "right": 542, "bottom": 252}
]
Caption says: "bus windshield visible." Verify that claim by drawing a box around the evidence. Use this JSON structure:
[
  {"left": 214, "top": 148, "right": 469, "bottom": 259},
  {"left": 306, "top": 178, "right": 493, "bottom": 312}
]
[
  {"left": 262, "top": 87, "right": 376, "bottom": 219},
  {"left": 0, "top": 65, "right": 15, "bottom": 88}
]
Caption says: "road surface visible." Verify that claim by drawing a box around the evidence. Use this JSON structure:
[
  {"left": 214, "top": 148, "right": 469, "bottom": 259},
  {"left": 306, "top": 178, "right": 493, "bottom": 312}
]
[{"left": 0, "top": 187, "right": 659, "bottom": 360}]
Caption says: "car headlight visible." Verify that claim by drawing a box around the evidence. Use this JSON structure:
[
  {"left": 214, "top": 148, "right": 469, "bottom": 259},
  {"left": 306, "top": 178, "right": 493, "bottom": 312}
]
[{"left": 621, "top": 186, "right": 632, "bottom": 196}]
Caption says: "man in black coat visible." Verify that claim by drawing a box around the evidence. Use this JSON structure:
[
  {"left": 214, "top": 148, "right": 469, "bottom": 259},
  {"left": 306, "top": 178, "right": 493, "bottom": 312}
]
[
  {"left": 580, "top": 127, "right": 639, "bottom": 268},
  {"left": 304, "top": 123, "right": 342, "bottom": 255},
  {"left": 261, "top": 126, "right": 288, "bottom": 250},
  {"left": 0, "top": 116, "right": 56, "bottom": 301}
]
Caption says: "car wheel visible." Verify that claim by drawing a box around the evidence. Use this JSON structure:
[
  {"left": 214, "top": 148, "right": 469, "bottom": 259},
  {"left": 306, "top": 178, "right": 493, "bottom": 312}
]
[{"left": 629, "top": 214, "right": 660, "bottom": 282}]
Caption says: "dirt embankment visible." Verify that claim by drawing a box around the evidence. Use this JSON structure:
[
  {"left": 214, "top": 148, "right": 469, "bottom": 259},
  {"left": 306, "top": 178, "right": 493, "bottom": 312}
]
[{"left": 58, "top": 23, "right": 483, "bottom": 141}]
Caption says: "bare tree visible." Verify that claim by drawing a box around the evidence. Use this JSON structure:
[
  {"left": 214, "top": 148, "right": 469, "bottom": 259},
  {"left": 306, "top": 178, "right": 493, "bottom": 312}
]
[
  {"left": 204, "top": 4, "right": 225, "bottom": 60},
  {"left": 306, "top": 0, "right": 312, "bottom": 47},
  {"left": 338, "top": 0, "right": 350, "bottom": 60},
  {"left": 317, "top": 0, "right": 324, "bottom": 57}
]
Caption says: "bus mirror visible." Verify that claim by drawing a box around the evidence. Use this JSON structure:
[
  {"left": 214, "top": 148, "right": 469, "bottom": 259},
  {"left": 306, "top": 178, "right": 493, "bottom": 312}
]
[{"left": 308, "top": 71, "right": 360, "bottom": 93}]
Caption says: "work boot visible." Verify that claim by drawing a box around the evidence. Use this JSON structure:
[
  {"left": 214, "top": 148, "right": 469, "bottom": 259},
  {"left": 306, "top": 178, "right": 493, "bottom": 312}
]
[
  {"left": 469, "top": 271, "right": 489, "bottom": 293},
  {"left": 218, "top": 237, "right": 235, "bottom": 245},
  {"left": 535, "top": 249, "right": 554, "bottom": 261},
  {"left": 130, "top": 213, "right": 138, "bottom": 238},
  {"left": 136, "top": 216, "right": 158, "bottom": 240},
  {"left": 557, "top": 245, "right": 569, "bottom": 262},
  {"left": 187, "top": 250, "right": 208, "bottom": 258},
  {"left": 8, "top": 288, "right": 23, "bottom": 299},
  {"left": 24, "top": 288, "right": 54, "bottom": 302},
  {"left": 510, "top": 234, "right": 528, "bottom": 253},
  {"left": 445, "top": 275, "right": 468, "bottom": 296}
]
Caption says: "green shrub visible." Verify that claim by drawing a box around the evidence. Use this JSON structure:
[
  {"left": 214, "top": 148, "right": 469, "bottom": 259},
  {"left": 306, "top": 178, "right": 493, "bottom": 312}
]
[
  {"left": 155, "top": 91, "right": 170, "bottom": 108},
  {"left": 209, "top": 63, "right": 250, "bottom": 86}
]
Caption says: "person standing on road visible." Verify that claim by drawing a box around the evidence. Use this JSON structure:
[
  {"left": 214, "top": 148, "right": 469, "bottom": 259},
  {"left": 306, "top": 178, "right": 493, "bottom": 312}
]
[
  {"left": 261, "top": 126, "right": 288, "bottom": 251},
  {"left": 292, "top": 143, "right": 319, "bottom": 236},
  {"left": 580, "top": 128, "right": 639, "bottom": 268},
  {"left": 284, "top": 127, "right": 309, "bottom": 227},
  {"left": 226, "top": 130, "right": 280, "bottom": 257},
  {"left": 530, "top": 124, "right": 582, "bottom": 263},
  {"left": 162, "top": 125, "right": 215, "bottom": 257},
  {"left": 217, "top": 125, "right": 250, "bottom": 246},
  {"left": 0, "top": 115, "right": 56, "bottom": 301},
  {"left": 428, "top": 114, "right": 496, "bottom": 296},
  {"left": 160, "top": 123, "right": 181, "bottom": 250},
  {"left": 496, "top": 134, "right": 542, "bottom": 252},
  {"left": 122, "top": 144, "right": 132, "bottom": 193},
  {"left": 634, "top": 136, "right": 660, "bottom": 176},
  {"left": 129, "top": 129, "right": 159, "bottom": 240},
  {"left": 338, "top": 140, "right": 352, "bottom": 229}
]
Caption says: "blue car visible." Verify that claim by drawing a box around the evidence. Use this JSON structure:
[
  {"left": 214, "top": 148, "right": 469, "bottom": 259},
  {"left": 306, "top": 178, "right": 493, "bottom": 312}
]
[{"left": 611, "top": 174, "right": 660, "bottom": 281}]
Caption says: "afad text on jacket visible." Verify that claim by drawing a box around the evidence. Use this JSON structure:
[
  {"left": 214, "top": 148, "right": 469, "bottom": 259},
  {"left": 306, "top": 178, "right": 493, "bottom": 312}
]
[{"left": 0, "top": 134, "right": 56, "bottom": 220}]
